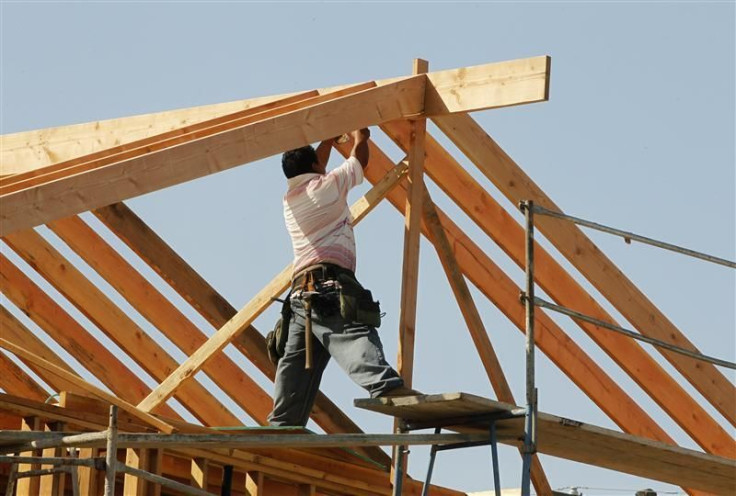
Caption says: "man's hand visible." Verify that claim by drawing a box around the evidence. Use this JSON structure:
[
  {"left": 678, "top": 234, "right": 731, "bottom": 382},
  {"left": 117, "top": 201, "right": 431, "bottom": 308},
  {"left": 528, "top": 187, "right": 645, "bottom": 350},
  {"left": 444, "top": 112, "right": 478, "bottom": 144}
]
[
  {"left": 351, "top": 128, "right": 371, "bottom": 143},
  {"left": 350, "top": 128, "right": 371, "bottom": 168}
]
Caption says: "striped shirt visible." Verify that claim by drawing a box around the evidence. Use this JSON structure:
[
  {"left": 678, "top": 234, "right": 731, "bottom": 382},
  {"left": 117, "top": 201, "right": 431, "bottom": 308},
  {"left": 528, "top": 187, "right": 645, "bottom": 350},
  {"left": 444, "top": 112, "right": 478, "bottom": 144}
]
[{"left": 284, "top": 156, "right": 364, "bottom": 275}]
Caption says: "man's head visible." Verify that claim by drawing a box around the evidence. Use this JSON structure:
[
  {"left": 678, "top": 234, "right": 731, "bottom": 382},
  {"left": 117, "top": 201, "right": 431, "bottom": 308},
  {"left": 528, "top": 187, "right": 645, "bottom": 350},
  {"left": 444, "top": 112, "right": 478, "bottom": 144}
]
[{"left": 282, "top": 146, "right": 320, "bottom": 178}]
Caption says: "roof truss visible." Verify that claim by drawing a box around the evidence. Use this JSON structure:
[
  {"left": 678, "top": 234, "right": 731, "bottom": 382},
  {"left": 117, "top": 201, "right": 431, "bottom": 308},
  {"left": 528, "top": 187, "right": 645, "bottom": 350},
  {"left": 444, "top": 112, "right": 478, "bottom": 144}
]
[{"left": 0, "top": 55, "right": 732, "bottom": 495}]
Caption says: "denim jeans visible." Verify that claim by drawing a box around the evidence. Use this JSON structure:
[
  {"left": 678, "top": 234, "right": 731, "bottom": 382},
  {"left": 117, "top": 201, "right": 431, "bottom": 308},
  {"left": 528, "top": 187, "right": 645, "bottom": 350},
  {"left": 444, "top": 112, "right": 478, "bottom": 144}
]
[{"left": 268, "top": 290, "right": 403, "bottom": 426}]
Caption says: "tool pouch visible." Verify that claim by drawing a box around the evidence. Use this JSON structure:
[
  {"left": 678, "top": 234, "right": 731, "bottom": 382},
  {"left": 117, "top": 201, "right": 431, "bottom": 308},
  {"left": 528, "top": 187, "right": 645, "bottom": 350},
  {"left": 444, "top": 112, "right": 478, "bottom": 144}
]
[
  {"left": 336, "top": 273, "right": 381, "bottom": 328},
  {"left": 266, "top": 292, "right": 292, "bottom": 364}
]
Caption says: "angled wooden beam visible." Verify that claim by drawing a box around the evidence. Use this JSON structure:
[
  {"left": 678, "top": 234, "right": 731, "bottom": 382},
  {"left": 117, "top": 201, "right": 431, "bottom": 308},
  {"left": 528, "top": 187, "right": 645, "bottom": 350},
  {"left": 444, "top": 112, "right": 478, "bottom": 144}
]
[
  {"left": 137, "top": 157, "right": 410, "bottom": 413},
  {"left": 337, "top": 138, "right": 676, "bottom": 446},
  {"left": 3, "top": 231, "right": 241, "bottom": 427},
  {"left": 0, "top": 256, "right": 179, "bottom": 419},
  {"left": 0, "top": 89, "right": 323, "bottom": 192},
  {"left": 0, "top": 339, "right": 175, "bottom": 433},
  {"left": 432, "top": 113, "right": 736, "bottom": 427},
  {"left": 0, "top": 350, "right": 48, "bottom": 401},
  {"left": 357, "top": 393, "right": 736, "bottom": 495},
  {"left": 1, "top": 83, "right": 377, "bottom": 196},
  {"left": 0, "top": 76, "right": 425, "bottom": 235},
  {"left": 92, "top": 201, "right": 397, "bottom": 467},
  {"left": 1, "top": 55, "right": 550, "bottom": 177},
  {"left": 421, "top": 189, "right": 552, "bottom": 495},
  {"left": 47, "top": 215, "right": 275, "bottom": 426},
  {"left": 381, "top": 120, "right": 735, "bottom": 457}
]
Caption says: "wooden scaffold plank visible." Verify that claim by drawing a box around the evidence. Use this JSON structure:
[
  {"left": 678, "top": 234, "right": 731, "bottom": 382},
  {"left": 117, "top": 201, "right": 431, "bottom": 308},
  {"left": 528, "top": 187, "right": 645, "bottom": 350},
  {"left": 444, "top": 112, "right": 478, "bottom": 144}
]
[{"left": 356, "top": 393, "right": 736, "bottom": 495}]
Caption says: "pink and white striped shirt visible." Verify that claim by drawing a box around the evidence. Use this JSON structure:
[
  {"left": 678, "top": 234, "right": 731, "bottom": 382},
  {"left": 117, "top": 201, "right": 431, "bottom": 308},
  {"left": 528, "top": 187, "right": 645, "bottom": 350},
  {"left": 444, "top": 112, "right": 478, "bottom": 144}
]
[{"left": 284, "top": 156, "right": 364, "bottom": 275}]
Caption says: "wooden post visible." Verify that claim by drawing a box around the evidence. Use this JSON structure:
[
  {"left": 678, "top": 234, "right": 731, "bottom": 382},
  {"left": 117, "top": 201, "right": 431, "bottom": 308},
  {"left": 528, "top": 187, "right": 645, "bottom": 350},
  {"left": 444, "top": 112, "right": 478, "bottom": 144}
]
[
  {"left": 190, "top": 457, "right": 209, "bottom": 491},
  {"left": 245, "top": 471, "right": 264, "bottom": 496},
  {"left": 39, "top": 421, "right": 66, "bottom": 496},
  {"left": 16, "top": 416, "right": 41, "bottom": 496},
  {"left": 76, "top": 448, "right": 100, "bottom": 496},
  {"left": 393, "top": 57, "right": 428, "bottom": 496}
]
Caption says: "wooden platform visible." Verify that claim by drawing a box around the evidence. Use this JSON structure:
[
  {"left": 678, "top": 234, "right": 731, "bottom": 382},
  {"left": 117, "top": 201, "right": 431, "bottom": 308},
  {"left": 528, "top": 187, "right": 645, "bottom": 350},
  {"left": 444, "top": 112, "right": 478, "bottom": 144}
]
[{"left": 355, "top": 393, "right": 736, "bottom": 494}]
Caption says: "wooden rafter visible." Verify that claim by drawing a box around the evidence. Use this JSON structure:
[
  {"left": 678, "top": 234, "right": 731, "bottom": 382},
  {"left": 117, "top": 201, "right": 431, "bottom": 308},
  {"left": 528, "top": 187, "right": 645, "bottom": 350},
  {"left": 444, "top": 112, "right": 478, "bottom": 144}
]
[
  {"left": 47, "top": 215, "right": 275, "bottom": 426},
  {"left": 0, "top": 76, "right": 426, "bottom": 236},
  {"left": 3, "top": 231, "right": 240, "bottom": 426},
  {"left": 0, "top": 55, "right": 550, "bottom": 177},
  {"left": 0, "top": 307, "right": 83, "bottom": 395},
  {"left": 0, "top": 257, "right": 179, "bottom": 419},
  {"left": 0, "top": 349, "right": 48, "bottom": 401},
  {"left": 0, "top": 339, "right": 174, "bottom": 433},
  {"left": 432, "top": 113, "right": 736, "bottom": 428},
  {"left": 381, "top": 120, "right": 735, "bottom": 457}
]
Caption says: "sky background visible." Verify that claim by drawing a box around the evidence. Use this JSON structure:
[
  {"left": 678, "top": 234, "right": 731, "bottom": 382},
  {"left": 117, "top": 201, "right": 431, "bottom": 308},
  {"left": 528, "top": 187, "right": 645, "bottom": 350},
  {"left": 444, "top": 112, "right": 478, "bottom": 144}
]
[{"left": 1, "top": 1, "right": 734, "bottom": 495}]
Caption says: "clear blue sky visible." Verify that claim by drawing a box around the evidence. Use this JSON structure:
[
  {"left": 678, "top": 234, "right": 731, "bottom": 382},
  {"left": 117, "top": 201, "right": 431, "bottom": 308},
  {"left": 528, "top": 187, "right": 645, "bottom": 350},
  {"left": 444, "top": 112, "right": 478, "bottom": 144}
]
[{"left": 1, "top": 2, "right": 734, "bottom": 494}]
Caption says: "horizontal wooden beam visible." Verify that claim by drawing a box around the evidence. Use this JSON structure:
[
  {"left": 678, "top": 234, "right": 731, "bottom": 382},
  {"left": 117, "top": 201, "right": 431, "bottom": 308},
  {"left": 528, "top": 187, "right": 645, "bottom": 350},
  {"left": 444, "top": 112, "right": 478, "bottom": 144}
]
[
  {"left": 1, "top": 55, "right": 549, "bottom": 177},
  {"left": 433, "top": 113, "right": 736, "bottom": 427},
  {"left": 0, "top": 77, "right": 424, "bottom": 235},
  {"left": 356, "top": 393, "right": 736, "bottom": 494},
  {"left": 137, "top": 157, "right": 409, "bottom": 412}
]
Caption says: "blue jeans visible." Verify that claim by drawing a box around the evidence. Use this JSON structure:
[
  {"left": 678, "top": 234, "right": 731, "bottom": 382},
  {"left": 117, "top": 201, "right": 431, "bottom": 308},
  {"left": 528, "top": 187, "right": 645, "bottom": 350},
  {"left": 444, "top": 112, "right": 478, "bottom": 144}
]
[{"left": 268, "top": 290, "right": 403, "bottom": 426}]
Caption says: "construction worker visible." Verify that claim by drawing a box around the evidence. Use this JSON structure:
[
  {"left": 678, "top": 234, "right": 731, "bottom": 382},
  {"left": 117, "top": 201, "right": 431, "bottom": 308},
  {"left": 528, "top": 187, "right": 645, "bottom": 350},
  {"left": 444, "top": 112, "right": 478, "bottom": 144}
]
[{"left": 268, "top": 128, "right": 415, "bottom": 427}]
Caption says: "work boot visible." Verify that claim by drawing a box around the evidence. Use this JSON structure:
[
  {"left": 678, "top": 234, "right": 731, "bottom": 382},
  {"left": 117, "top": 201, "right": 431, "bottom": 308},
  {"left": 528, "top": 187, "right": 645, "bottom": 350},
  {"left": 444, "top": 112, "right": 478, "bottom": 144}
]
[{"left": 378, "top": 385, "right": 422, "bottom": 398}]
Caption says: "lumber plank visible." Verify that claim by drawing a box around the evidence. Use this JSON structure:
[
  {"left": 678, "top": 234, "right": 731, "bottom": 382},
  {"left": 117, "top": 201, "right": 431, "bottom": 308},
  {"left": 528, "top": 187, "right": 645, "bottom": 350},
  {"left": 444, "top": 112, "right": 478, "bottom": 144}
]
[
  {"left": 136, "top": 159, "right": 410, "bottom": 413},
  {"left": 48, "top": 215, "right": 274, "bottom": 426},
  {"left": 0, "top": 340, "right": 174, "bottom": 433},
  {"left": 16, "top": 415, "right": 42, "bottom": 496},
  {"left": 38, "top": 421, "right": 66, "bottom": 496},
  {"left": 0, "top": 257, "right": 179, "bottom": 420},
  {"left": 432, "top": 113, "right": 736, "bottom": 427},
  {"left": 334, "top": 139, "right": 677, "bottom": 446},
  {"left": 0, "top": 350, "right": 48, "bottom": 401},
  {"left": 0, "top": 83, "right": 376, "bottom": 196},
  {"left": 1, "top": 55, "right": 550, "bottom": 177},
  {"left": 424, "top": 55, "right": 550, "bottom": 114},
  {"left": 381, "top": 120, "right": 735, "bottom": 457},
  {"left": 2, "top": 231, "right": 240, "bottom": 427},
  {"left": 0, "top": 76, "right": 425, "bottom": 236},
  {"left": 421, "top": 189, "right": 551, "bottom": 494},
  {"left": 92, "top": 202, "right": 393, "bottom": 468},
  {"left": 356, "top": 393, "right": 736, "bottom": 494},
  {"left": 0, "top": 90, "right": 321, "bottom": 191}
]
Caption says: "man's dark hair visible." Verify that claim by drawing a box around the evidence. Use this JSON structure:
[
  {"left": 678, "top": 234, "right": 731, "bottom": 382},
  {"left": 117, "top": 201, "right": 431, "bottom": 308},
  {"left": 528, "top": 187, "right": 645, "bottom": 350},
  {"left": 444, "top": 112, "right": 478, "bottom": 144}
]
[{"left": 282, "top": 146, "right": 318, "bottom": 178}]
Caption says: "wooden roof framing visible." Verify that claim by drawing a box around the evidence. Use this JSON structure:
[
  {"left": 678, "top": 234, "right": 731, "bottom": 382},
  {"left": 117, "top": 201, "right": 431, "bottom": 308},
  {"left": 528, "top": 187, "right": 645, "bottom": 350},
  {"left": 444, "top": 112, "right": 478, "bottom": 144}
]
[{"left": 0, "top": 55, "right": 733, "bottom": 495}]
